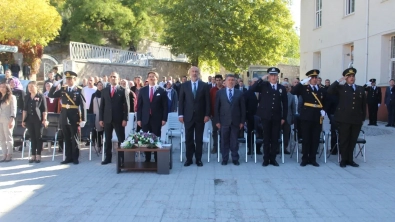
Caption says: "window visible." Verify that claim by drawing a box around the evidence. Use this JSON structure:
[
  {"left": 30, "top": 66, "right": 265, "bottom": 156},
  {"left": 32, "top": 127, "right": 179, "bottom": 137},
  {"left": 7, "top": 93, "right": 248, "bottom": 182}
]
[
  {"left": 315, "top": 0, "right": 322, "bottom": 28},
  {"left": 345, "top": 0, "right": 355, "bottom": 15}
]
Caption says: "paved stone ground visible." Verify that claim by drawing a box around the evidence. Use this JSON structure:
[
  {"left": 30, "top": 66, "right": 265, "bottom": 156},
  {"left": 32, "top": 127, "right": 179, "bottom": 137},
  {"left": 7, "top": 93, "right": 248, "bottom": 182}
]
[{"left": 1, "top": 122, "right": 395, "bottom": 222}]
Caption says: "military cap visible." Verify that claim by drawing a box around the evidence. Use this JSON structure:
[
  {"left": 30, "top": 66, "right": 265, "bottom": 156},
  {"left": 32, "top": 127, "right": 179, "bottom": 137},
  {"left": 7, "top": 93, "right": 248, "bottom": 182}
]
[
  {"left": 369, "top": 78, "right": 376, "bottom": 83},
  {"left": 342, "top": 68, "right": 357, "bottom": 76},
  {"left": 306, "top": 69, "right": 320, "bottom": 77},
  {"left": 267, "top": 67, "right": 280, "bottom": 75},
  {"left": 64, "top": 71, "right": 77, "bottom": 78}
]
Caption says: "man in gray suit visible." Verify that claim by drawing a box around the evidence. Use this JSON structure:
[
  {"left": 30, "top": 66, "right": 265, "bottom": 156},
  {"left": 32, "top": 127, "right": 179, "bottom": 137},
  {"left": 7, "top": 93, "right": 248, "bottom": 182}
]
[
  {"left": 215, "top": 74, "right": 246, "bottom": 165},
  {"left": 281, "top": 82, "right": 295, "bottom": 154}
]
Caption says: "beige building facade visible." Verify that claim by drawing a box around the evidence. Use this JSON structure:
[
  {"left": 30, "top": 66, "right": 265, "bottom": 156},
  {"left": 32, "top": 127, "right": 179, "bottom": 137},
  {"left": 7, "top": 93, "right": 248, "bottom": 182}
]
[{"left": 300, "top": 0, "right": 395, "bottom": 85}]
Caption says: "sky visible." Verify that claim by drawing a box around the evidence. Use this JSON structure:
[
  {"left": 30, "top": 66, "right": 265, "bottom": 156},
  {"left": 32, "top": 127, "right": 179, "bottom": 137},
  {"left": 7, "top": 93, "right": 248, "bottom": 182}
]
[{"left": 289, "top": 0, "right": 301, "bottom": 34}]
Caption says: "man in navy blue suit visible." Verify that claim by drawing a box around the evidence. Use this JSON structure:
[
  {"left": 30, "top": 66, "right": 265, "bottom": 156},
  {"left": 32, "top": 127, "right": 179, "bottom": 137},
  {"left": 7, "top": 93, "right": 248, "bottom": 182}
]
[{"left": 384, "top": 79, "right": 395, "bottom": 127}]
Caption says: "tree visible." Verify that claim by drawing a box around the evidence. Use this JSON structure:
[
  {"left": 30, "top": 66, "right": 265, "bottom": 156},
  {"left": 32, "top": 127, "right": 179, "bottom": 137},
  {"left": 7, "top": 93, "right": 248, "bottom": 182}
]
[
  {"left": 0, "top": 0, "right": 62, "bottom": 75},
  {"left": 58, "top": 0, "right": 163, "bottom": 48},
  {"left": 160, "top": 0, "right": 297, "bottom": 72}
]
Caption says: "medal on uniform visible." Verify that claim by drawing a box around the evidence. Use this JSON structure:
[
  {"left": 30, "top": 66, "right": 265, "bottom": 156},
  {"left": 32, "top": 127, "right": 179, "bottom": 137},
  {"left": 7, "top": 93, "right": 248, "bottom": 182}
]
[{"left": 279, "top": 89, "right": 282, "bottom": 94}]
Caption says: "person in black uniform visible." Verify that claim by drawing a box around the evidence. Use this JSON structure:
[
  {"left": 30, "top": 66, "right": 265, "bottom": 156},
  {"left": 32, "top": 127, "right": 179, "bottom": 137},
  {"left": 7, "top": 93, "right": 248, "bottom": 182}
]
[
  {"left": 250, "top": 67, "right": 288, "bottom": 167},
  {"left": 324, "top": 88, "right": 339, "bottom": 154},
  {"left": 327, "top": 68, "right": 366, "bottom": 168},
  {"left": 363, "top": 78, "right": 381, "bottom": 126},
  {"left": 22, "top": 81, "right": 48, "bottom": 163},
  {"left": 291, "top": 69, "right": 325, "bottom": 167},
  {"left": 49, "top": 71, "right": 87, "bottom": 165}
]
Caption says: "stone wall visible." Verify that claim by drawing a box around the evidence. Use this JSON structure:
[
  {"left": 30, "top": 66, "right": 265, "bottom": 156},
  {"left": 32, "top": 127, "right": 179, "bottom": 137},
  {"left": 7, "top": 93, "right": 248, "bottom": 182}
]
[{"left": 149, "top": 59, "right": 191, "bottom": 78}]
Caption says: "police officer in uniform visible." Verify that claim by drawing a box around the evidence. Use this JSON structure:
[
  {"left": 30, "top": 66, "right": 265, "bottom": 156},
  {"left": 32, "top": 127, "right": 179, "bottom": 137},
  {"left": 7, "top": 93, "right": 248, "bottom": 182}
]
[
  {"left": 327, "top": 68, "right": 366, "bottom": 168},
  {"left": 250, "top": 67, "right": 288, "bottom": 167},
  {"left": 291, "top": 69, "right": 325, "bottom": 167},
  {"left": 49, "top": 71, "right": 87, "bottom": 165},
  {"left": 363, "top": 78, "right": 381, "bottom": 126}
]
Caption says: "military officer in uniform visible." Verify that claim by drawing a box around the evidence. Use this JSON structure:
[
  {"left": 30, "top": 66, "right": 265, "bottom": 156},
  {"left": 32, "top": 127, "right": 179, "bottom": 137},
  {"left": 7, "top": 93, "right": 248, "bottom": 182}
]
[
  {"left": 363, "top": 78, "right": 382, "bottom": 126},
  {"left": 250, "top": 67, "right": 288, "bottom": 167},
  {"left": 49, "top": 71, "right": 87, "bottom": 165},
  {"left": 327, "top": 68, "right": 366, "bottom": 168},
  {"left": 291, "top": 69, "right": 325, "bottom": 167}
]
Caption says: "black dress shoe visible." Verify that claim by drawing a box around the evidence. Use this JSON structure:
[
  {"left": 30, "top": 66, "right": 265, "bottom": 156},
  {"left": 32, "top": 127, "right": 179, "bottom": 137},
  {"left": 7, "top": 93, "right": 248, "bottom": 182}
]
[
  {"left": 368, "top": 123, "right": 373, "bottom": 126},
  {"left": 232, "top": 160, "right": 240, "bottom": 166},
  {"left": 385, "top": 124, "right": 391, "bottom": 127},
  {"left": 221, "top": 161, "right": 227, "bottom": 165},
  {"left": 35, "top": 159, "right": 41, "bottom": 163},
  {"left": 310, "top": 161, "right": 320, "bottom": 167},
  {"left": 101, "top": 160, "right": 111, "bottom": 165},
  {"left": 262, "top": 161, "right": 269, "bottom": 167},
  {"left": 340, "top": 161, "right": 347, "bottom": 168},
  {"left": 184, "top": 160, "right": 193, "bottom": 167},
  {"left": 29, "top": 159, "right": 35, "bottom": 163},
  {"left": 196, "top": 160, "right": 203, "bottom": 167},
  {"left": 347, "top": 161, "right": 359, "bottom": 167},
  {"left": 60, "top": 160, "right": 72, "bottom": 164},
  {"left": 300, "top": 161, "right": 308, "bottom": 167},
  {"left": 73, "top": 160, "right": 79, "bottom": 165},
  {"left": 270, "top": 160, "right": 279, "bottom": 166},
  {"left": 284, "top": 150, "right": 290, "bottom": 155},
  {"left": 256, "top": 151, "right": 263, "bottom": 155}
]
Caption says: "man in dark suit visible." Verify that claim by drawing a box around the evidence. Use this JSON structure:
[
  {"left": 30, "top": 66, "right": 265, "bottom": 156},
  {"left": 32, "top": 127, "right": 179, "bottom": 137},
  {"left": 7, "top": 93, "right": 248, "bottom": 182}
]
[
  {"left": 178, "top": 66, "right": 210, "bottom": 167},
  {"left": 137, "top": 71, "right": 168, "bottom": 162},
  {"left": 324, "top": 87, "right": 339, "bottom": 154},
  {"left": 244, "top": 77, "right": 261, "bottom": 155},
  {"left": 384, "top": 79, "right": 394, "bottom": 126},
  {"left": 209, "top": 74, "right": 224, "bottom": 154},
  {"left": 364, "top": 78, "right": 382, "bottom": 126},
  {"left": 48, "top": 71, "right": 86, "bottom": 165},
  {"left": 250, "top": 67, "right": 288, "bottom": 167},
  {"left": 99, "top": 72, "right": 130, "bottom": 165},
  {"left": 238, "top": 79, "right": 247, "bottom": 92},
  {"left": 214, "top": 74, "right": 246, "bottom": 165},
  {"left": 327, "top": 68, "right": 366, "bottom": 168},
  {"left": 291, "top": 69, "right": 326, "bottom": 167}
]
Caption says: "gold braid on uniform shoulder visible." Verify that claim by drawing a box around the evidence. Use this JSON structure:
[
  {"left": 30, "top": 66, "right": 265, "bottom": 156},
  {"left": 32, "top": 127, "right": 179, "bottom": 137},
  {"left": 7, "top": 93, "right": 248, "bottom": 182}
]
[{"left": 77, "top": 86, "right": 82, "bottom": 89}]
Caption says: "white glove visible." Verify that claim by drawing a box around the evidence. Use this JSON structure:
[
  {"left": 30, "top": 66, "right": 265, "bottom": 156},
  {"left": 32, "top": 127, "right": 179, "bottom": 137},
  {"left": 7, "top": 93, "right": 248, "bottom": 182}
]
[
  {"left": 378, "top": 104, "right": 381, "bottom": 107},
  {"left": 79, "top": 121, "right": 86, "bottom": 127},
  {"left": 53, "top": 79, "right": 63, "bottom": 87},
  {"left": 300, "top": 77, "right": 311, "bottom": 85},
  {"left": 320, "top": 110, "right": 326, "bottom": 117},
  {"left": 365, "top": 82, "right": 371, "bottom": 86}
]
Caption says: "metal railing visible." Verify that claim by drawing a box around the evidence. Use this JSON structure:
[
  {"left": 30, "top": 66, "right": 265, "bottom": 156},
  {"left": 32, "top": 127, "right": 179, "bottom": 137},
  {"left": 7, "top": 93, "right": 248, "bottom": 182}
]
[{"left": 69, "top": 41, "right": 148, "bottom": 66}]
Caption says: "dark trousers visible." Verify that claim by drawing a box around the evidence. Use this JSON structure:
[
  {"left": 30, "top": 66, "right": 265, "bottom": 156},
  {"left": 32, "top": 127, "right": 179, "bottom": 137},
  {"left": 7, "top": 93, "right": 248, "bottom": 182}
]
[
  {"left": 211, "top": 118, "right": 218, "bottom": 149},
  {"left": 262, "top": 118, "right": 280, "bottom": 162},
  {"left": 329, "top": 115, "right": 338, "bottom": 151},
  {"left": 368, "top": 103, "right": 378, "bottom": 124},
  {"left": 62, "top": 124, "right": 79, "bottom": 161},
  {"left": 337, "top": 122, "right": 362, "bottom": 162},
  {"left": 247, "top": 118, "right": 262, "bottom": 152},
  {"left": 92, "top": 130, "right": 103, "bottom": 147},
  {"left": 142, "top": 117, "right": 162, "bottom": 162},
  {"left": 104, "top": 122, "right": 125, "bottom": 161},
  {"left": 300, "top": 120, "right": 321, "bottom": 162},
  {"left": 282, "top": 122, "right": 291, "bottom": 151},
  {"left": 26, "top": 117, "right": 43, "bottom": 155},
  {"left": 185, "top": 120, "right": 204, "bottom": 162},
  {"left": 388, "top": 104, "right": 395, "bottom": 125},
  {"left": 220, "top": 125, "right": 239, "bottom": 161},
  {"left": 23, "top": 75, "right": 29, "bottom": 80}
]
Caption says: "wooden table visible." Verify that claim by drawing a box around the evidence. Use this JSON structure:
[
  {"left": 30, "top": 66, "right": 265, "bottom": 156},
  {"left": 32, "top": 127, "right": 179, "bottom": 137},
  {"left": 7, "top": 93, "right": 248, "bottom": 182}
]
[{"left": 116, "top": 146, "right": 172, "bottom": 174}]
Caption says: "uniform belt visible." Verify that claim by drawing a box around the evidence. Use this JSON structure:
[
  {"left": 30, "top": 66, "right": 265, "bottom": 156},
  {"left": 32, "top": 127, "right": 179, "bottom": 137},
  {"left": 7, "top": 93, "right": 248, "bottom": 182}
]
[
  {"left": 62, "top": 104, "right": 79, "bottom": 109},
  {"left": 304, "top": 102, "right": 322, "bottom": 108}
]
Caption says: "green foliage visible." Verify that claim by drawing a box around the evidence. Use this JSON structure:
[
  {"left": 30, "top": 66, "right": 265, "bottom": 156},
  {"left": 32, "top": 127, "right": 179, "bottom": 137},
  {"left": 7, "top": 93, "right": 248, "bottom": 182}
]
[
  {"left": 57, "top": 0, "right": 162, "bottom": 47},
  {"left": 160, "top": 0, "right": 298, "bottom": 72}
]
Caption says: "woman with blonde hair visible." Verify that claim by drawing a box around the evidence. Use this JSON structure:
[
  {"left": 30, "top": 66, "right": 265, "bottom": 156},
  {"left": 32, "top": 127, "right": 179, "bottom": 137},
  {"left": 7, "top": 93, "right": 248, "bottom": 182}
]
[
  {"left": 22, "top": 81, "right": 48, "bottom": 163},
  {"left": 0, "top": 83, "right": 17, "bottom": 162}
]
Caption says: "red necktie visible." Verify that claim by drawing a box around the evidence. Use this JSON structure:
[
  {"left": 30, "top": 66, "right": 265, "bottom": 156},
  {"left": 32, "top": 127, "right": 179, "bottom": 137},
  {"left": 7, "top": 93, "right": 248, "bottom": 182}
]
[
  {"left": 149, "top": 87, "right": 154, "bottom": 114},
  {"left": 111, "top": 86, "right": 115, "bottom": 97}
]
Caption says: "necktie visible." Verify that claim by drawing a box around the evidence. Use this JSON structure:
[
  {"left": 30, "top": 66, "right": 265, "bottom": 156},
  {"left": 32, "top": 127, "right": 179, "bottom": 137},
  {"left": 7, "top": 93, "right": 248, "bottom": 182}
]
[
  {"left": 193, "top": 82, "right": 197, "bottom": 98},
  {"left": 229, "top": 89, "right": 233, "bottom": 102},
  {"left": 149, "top": 87, "right": 154, "bottom": 114},
  {"left": 150, "top": 86, "right": 154, "bottom": 102},
  {"left": 111, "top": 86, "right": 115, "bottom": 97},
  {"left": 313, "top": 86, "right": 318, "bottom": 93},
  {"left": 350, "top": 84, "right": 355, "bottom": 92},
  {"left": 68, "top": 88, "right": 71, "bottom": 93},
  {"left": 272, "top": 85, "right": 275, "bottom": 90}
]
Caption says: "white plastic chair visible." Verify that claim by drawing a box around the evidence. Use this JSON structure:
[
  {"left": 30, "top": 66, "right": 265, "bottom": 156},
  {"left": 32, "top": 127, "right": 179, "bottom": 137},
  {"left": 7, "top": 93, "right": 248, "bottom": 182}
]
[{"left": 165, "top": 112, "right": 184, "bottom": 162}]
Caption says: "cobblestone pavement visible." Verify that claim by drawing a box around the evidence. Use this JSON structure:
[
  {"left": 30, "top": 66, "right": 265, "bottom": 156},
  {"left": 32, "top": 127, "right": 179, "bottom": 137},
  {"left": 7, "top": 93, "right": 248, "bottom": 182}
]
[{"left": 1, "top": 122, "right": 395, "bottom": 222}]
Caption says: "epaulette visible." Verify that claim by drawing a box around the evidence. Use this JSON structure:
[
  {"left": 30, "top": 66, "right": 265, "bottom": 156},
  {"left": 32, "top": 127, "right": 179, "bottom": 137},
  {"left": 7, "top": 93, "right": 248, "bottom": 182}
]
[
  {"left": 77, "top": 86, "right": 83, "bottom": 89},
  {"left": 62, "top": 86, "right": 67, "bottom": 89}
]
